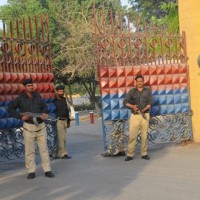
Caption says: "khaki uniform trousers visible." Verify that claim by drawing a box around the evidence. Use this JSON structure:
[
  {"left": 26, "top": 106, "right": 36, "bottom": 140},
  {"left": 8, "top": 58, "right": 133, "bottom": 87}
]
[
  {"left": 23, "top": 122, "right": 51, "bottom": 173},
  {"left": 56, "top": 120, "right": 68, "bottom": 157},
  {"left": 127, "top": 113, "right": 150, "bottom": 157}
]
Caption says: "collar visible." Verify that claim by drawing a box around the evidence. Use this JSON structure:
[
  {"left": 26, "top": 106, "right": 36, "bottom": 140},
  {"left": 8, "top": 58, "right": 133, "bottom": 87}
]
[
  {"left": 21, "top": 92, "right": 37, "bottom": 98},
  {"left": 134, "top": 87, "right": 147, "bottom": 92}
]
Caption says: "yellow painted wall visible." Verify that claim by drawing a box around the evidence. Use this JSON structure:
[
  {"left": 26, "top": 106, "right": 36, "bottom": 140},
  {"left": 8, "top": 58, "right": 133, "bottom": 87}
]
[{"left": 178, "top": 0, "right": 200, "bottom": 142}]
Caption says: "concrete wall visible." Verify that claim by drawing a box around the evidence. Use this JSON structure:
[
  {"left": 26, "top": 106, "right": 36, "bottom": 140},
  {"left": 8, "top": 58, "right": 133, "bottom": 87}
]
[{"left": 178, "top": 0, "right": 200, "bottom": 142}]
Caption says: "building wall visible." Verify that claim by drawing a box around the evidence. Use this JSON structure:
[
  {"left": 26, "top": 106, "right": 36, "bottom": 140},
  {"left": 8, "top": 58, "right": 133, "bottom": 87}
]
[{"left": 178, "top": 0, "right": 200, "bottom": 142}]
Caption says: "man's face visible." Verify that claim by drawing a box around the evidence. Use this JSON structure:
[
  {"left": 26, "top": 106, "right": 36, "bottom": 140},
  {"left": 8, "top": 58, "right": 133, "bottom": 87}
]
[
  {"left": 24, "top": 83, "right": 34, "bottom": 93},
  {"left": 136, "top": 78, "right": 144, "bottom": 88},
  {"left": 57, "top": 89, "right": 64, "bottom": 97}
]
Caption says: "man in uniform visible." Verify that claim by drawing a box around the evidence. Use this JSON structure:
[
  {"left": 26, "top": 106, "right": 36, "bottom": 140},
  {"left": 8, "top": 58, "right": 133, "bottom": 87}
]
[
  {"left": 8, "top": 78, "right": 55, "bottom": 179},
  {"left": 54, "top": 85, "right": 71, "bottom": 159},
  {"left": 123, "top": 75, "right": 152, "bottom": 161}
]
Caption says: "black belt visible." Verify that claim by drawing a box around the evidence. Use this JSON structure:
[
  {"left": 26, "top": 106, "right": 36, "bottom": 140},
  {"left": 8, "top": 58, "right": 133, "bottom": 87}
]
[
  {"left": 58, "top": 117, "right": 67, "bottom": 121},
  {"left": 25, "top": 121, "right": 43, "bottom": 125}
]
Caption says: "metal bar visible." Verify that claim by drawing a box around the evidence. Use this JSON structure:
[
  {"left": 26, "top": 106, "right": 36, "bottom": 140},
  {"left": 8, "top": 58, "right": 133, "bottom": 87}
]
[
  {"left": 2, "top": 22, "right": 8, "bottom": 72},
  {"left": 143, "top": 20, "right": 149, "bottom": 65},
  {"left": 22, "top": 18, "right": 28, "bottom": 72},
  {"left": 182, "top": 31, "right": 187, "bottom": 63},
  {"left": 102, "top": 7, "right": 108, "bottom": 67},
  {"left": 160, "top": 26, "right": 164, "bottom": 65},
  {"left": 110, "top": 8, "right": 116, "bottom": 66},
  {"left": 16, "top": 19, "right": 23, "bottom": 72},
  {"left": 35, "top": 16, "right": 40, "bottom": 72},
  {"left": 127, "top": 15, "right": 133, "bottom": 65},
  {"left": 94, "top": 5, "right": 100, "bottom": 66},
  {"left": 45, "top": 16, "right": 52, "bottom": 72},
  {"left": 40, "top": 16, "right": 45, "bottom": 72},
  {"left": 10, "top": 21, "right": 15, "bottom": 72},
  {"left": 118, "top": 12, "right": 124, "bottom": 66},
  {"left": 28, "top": 16, "right": 34, "bottom": 72},
  {"left": 135, "top": 17, "right": 140, "bottom": 65}
]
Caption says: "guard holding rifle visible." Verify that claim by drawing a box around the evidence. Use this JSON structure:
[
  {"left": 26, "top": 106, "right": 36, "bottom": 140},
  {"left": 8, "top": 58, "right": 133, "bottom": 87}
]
[
  {"left": 8, "top": 78, "right": 55, "bottom": 179},
  {"left": 54, "top": 85, "right": 71, "bottom": 159},
  {"left": 123, "top": 75, "right": 152, "bottom": 161}
]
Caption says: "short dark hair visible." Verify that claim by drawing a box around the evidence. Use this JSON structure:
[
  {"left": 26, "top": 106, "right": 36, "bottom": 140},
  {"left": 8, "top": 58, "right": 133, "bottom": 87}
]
[
  {"left": 135, "top": 75, "right": 144, "bottom": 80},
  {"left": 55, "top": 85, "right": 65, "bottom": 91},
  {"left": 22, "top": 78, "right": 33, "bottom": 85}
]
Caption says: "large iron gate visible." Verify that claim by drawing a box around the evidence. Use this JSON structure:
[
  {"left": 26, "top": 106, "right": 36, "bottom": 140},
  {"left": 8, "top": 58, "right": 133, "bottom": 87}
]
[
  {"left": 0, "top": 16, "right": 57, "bottom": 160},
  {"left": 93, "top": 7, "right": 192, "bottom": 152}
]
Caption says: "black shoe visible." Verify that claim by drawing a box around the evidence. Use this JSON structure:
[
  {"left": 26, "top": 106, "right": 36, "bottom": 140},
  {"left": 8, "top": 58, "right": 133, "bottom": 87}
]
[
  {"left": 45, "top": 171, "right": 55, "bottom": 178},
  {"left": 54, "top": 156, "right": 60, "bottom": 159},
  {"left": 61, "top": 155, "right": 71, "bottom": 159},
  {"left": 27, "top": 173, "right": 35, "bottom": 179},
  {"left": 141, "top": 155, "right": 150, "bottom": 160},
  {"left": 113, "top": 151, "right": 126, "bottom": 157},
  {"left": 101, "top": 152, "right": 113, "bottom": 157},
  {"left": 125, "top": 156, "right": 133, "bottom": 161}
]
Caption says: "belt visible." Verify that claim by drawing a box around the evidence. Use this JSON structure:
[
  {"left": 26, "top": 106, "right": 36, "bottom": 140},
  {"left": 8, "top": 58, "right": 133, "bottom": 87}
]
[
  {"left": 23, "top": 126, "right": 45, "bottom": 132},
  {"left": 25, "top": 120, "right": 43, "bottom": 125},
  {"left": 58, "top": 117, "right": 67, "bottom": 121},
  {"left": 132, "top": 111, "right": 149, "bottom": 115}
]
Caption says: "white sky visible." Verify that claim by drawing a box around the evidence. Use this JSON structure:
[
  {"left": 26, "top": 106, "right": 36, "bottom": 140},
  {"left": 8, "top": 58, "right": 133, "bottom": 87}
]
[
  {"left": 0, "top": 0, "right": 7, "bottom": 6},
  {"left": 121, "top": 0, "right": 131, "bottom": 7}
]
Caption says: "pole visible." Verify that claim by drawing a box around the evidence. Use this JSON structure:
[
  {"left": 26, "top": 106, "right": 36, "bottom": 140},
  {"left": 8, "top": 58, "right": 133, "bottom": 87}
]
[
  {"left": 90, "top": 111, "right": 94, "bottom": 124},
  {"left": 75, "top": 112, "right": 79, "bottom": 126}
]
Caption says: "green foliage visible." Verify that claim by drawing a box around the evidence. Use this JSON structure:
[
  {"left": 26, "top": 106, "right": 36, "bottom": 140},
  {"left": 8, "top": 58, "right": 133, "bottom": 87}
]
[
  {"left": 157, "top": 2, "right": 178, "bottom": 33},
  {"left": 128, "top": 0, "right": 178, "bottom": 33},
  {"left": 0, "top": 0, "right": 47, "bottom": 22},
  {"left": 128, "top": 0, "right": 176, "bottom": 19},
  {"left": 74, "top": 104, "right": 95, "bottom": 111}
]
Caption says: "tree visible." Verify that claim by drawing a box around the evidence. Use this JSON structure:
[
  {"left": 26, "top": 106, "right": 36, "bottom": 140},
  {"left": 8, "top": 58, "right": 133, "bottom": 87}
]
[
  {"left": 0, "top": 0, "right": 47, "bottom": 23},
  {"left": 52, "top": 0, "right": 123, "bottom": 115},
  {"left": 0, "top": 0, "right": 124, "bottom": 115},
  {"left": 128, "top": 0, "right": 176, "bottom": 19},
  {"left": 125, "top": 0, "right": 179, "bottom": 35}
]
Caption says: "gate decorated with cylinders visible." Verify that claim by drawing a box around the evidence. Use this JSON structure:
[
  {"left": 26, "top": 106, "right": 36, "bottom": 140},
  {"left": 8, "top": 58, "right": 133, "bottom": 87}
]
[
  {"left": 0, "top": 16, "right": 57, "bottom": 160},
  {"left": 93, "top": 7, "right": 192, "bottom": 153}
]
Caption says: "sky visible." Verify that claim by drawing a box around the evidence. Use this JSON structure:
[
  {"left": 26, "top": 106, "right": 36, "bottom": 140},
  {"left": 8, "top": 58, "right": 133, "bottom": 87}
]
[
  {"left": 0, "top": 0, "right": 7, "bottom": 6},
  {"left": 121, "top": 0, "right": 131, "bottom": 7}
]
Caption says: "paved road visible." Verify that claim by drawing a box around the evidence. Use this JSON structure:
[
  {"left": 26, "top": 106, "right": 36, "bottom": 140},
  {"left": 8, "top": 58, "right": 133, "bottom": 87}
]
[{"left": 0, "top": 119, "right": 200, "bottom": 200}]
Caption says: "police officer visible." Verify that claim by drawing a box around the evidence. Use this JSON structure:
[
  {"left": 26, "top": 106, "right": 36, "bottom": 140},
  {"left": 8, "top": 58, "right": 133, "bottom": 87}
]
[
  {"left": 54, "top": 85, "right": 71, "bottom": 159},
  {"left": 123, "top": 75, "right": 152, "bottom": 161},
  {"left": 8, "top": 78, "right": 55, "bottom": 179}
]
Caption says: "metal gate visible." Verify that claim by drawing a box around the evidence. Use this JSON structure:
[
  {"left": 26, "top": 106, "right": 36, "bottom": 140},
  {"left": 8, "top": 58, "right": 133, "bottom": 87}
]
[
  {"left": 93, "top": 8, "right": 192, "bottom": 153},
  {"left": 0, "top": 16, "right": 57, "bottom": 160}
]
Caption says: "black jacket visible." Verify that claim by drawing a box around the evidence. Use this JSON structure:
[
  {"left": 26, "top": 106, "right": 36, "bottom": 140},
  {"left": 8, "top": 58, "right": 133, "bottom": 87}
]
[
  {"left": 8, "top": 92, "right": 48, "bottom": 123},
  {"left": 55, "top": 96, "right": 71, "bottom": 123}
]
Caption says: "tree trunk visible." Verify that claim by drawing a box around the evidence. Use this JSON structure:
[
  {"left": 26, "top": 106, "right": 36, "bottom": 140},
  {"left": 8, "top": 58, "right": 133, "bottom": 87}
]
[
  {"left": 81, "top": 81, "right": 102, "bottom": 116},
  {"left": 94, "top": 101, "right": 101, "bottom": 116}
]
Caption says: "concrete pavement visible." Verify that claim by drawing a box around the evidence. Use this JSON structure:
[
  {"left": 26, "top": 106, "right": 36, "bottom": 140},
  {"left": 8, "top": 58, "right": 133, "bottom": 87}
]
[{"left": 0, "top": 118, "right": 200, "bottom": 200}]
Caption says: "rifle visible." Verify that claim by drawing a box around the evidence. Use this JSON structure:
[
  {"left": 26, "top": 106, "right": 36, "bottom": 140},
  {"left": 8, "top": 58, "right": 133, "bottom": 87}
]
[{"left": 20, "top": 112, "right": 56, "bottom": 126}]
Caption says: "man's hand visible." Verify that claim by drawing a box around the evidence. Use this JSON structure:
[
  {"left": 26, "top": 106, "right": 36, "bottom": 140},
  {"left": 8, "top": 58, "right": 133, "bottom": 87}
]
[
  {"left": 22, "top": 115, "right": 30, "bottom": 121},
  {"left": 67, "top": 122, "right": 70, "bottom": 128},
  {"left": 132, "top": 105, "right": 139, "bottom": 112},
  {"left": 40, "top": 113, "right": 48, "bottom": 120}
]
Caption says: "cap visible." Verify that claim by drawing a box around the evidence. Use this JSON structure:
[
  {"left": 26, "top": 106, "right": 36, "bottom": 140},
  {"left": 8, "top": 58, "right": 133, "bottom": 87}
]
[
  {"left": 135, "top": 74, "right": 144, "bottom": 80},
  {"left": 22, "top": 78, "right": 33, "bottom": 86},
  {"left": 55, "top": 85, "right": 65, "bottom": 91}
]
